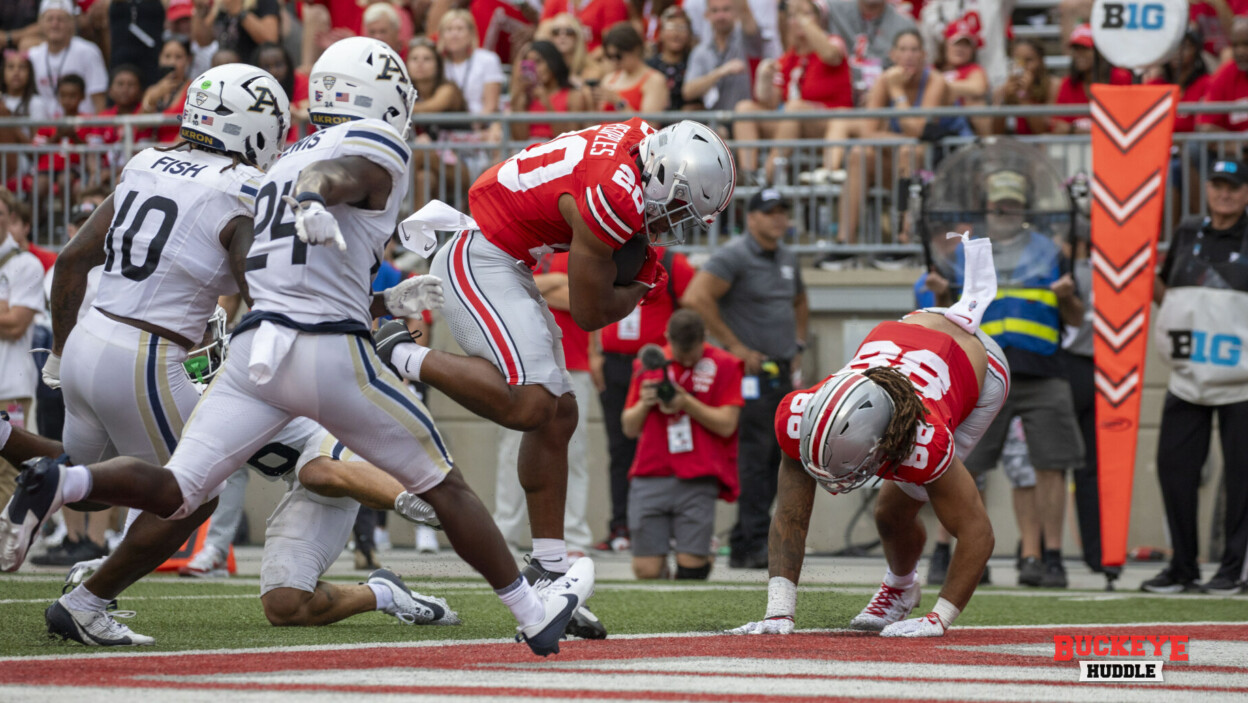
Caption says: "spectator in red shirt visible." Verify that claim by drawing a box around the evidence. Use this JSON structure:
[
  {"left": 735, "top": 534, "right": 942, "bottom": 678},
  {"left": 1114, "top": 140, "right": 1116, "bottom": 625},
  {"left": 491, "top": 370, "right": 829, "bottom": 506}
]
[
  {"left": 1147, "top": 27, "right": 1211, "bottom": 134},
  {"left": 590, "top": 248, "right": 695, "bottom": 553},
  {"left": 406, "top": 37, "right": 470, "bottom": 206},
  {"left": 1051, "top": 24, "right": 1133, "bottom": 134},
  {"left": 510, "top": 40, "right": 588, "bottom": 141},
  {"left": 937, "top": 18, "right": 990, "bottom": 135},
  {"left": 593, "top": 22, "right": 667, "bottom": 112},
  {"left": 1199, "top": 18, "right": 1248, "bottom": 134},
  {"left": 254, "top": 42, "right": 307, "bottom": 142},
  {"left": 621, "top": 309, "right": 743, "bottom": 580},
  {"left": 140, "top": 37, "right": 193, "bottom": 143},
  {"left": 541, "top": 0, "right": 630, "bottom": 52},
  {"left": 736, "top": 0, "right": 850, "bottom": 185},
  {"left": 33, "top": 74, "right": 103, "bottom": 188},
  {"left": 993, "top": 38, "right": 1058, "bottom": 136}
]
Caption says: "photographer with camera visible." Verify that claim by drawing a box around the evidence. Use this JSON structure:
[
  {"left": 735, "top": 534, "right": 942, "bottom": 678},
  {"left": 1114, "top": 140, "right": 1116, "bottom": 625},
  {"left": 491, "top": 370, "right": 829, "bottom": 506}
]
[{"left": 620, "top": 310, "right": 743, "bottom": 580}]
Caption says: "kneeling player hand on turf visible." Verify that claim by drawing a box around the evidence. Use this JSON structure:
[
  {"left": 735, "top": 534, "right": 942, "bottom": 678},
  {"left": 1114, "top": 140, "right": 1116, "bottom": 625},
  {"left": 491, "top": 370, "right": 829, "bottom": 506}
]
[
  {"left": 728, "top": 616, "right": 795, "bottom": 635},
  {"left": 880, "top": 612, "right": 949, "bottom": 638},
  {"left": 383, "top": 275, "right": 445, "bottom": 317},
  {"left": 284, "top": 194, "right": 347, "bottom": 251}
]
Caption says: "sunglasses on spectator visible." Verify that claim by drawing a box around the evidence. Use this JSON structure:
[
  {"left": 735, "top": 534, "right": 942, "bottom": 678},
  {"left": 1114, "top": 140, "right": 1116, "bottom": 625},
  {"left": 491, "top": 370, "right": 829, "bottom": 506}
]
[
  {"left": 551, "top": 27, "right": 579, "bottom": 37},
  {"left": 604, "top": 50, "right": 622, "bottom": 60}
]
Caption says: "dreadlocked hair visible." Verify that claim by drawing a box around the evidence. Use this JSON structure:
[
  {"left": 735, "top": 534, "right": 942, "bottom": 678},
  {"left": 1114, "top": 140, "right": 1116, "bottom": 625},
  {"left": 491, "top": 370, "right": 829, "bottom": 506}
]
[
  {"left": 862, "top": 366, "right": 927, "bottom": 470},
  {"left": 157, "top": 141, "right": 247, "bottom": 172}
]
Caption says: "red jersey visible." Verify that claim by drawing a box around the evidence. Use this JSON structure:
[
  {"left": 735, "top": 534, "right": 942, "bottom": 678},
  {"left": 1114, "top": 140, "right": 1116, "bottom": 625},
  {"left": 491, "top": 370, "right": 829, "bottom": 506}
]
[
  {"left": 535, "top": 252, "right": 590, "bottom": 371},
  {"left": 600, "top": 251, "right": 694, "bottom": 355},
  {"left": 775, "top": 322, "right": 980, "bottom": 487},
  {"left": 470, "top": 118, "right": 654, "bottom": 265},
  {"left": 1145, "top": 74, "right": 1211, "bottom": 133},
  {"left": 1197, "top": 62, "right": 1248, "bottom": 132},
  {"left": 1053, "top": 70, "right": 1133, "bottom": 130},
  {"left": 540, "top": 0, "right": 629, "bottom": 51},
  {"left": 472, "top": 0, "right": 531, "bottom": 65},
  {"left": 626, "top": 343, "right": 744, "bottom": 501},
  {"left": 774, "top": 37, "right": 853, "bottom": 109},
  {"left": 524, "top": 87, "right": 572, "bottom": 140}
]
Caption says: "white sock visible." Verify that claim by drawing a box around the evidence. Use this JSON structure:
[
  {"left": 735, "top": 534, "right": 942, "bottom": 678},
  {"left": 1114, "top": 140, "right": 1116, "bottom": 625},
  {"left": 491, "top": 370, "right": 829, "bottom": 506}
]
[
  {"left": 368, "top": 582, "right": 394, "bottom": 612},
  {"left": 392, "top": 344, "right": 431, "bottom": 382},
  {"left": 943, "top": 231, "right": 998, "bottom": 334},
  {"left": 61, "top": 465, "right": 92, "bottom": 504},
  {"left": 61, "top": 584, "right": 112, "bottom": 612},
  {"left": 884, "top": 569, "right": 918, "bottom": 589},
  {"left": 531, "top": 538, "right": 568, "bottom": 573},
  {"left": 495, "top": 575, "right": 545, "bottom": 627},
  {"left": 122, "top": 508, "right": 140, "bottom": 536}
]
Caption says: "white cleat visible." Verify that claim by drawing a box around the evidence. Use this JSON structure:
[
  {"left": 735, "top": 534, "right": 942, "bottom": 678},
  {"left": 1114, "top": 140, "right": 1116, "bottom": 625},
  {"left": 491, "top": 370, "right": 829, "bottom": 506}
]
[
  {"left": 0, "top": 457, "right": 69, "bottom": 572},
  {"left": 45, "top": 600, "right": 154, "bottom": 646},
  {"left": 849, "top": 580, "right": 921, "bottom": 631},
  {"left": 517, "top": 557, "right": 595, "bottom": 656},
  {"left": 367, "top": 568, "right": 460, "bottom": 625}
]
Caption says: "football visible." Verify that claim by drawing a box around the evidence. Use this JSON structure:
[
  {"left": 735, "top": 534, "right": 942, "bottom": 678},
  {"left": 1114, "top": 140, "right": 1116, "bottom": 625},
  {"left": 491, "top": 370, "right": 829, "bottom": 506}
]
[{"left": 613, "top": 235, "right": 649, "bottom": 286}]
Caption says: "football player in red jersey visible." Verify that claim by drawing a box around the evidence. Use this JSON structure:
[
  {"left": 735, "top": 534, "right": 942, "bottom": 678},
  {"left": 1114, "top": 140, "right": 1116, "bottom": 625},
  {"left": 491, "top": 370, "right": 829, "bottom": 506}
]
[
  {"left": 731, "top": 234, "right": 1008, "bottom": 638},
  {"left": 381, "top": 119, "right": 735, "bottom": 619}
]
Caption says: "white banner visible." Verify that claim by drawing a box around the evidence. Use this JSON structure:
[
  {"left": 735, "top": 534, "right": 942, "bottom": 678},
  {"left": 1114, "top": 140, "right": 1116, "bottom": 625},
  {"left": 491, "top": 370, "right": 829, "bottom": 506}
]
[{"left": 1078, "top": 661, "right": 1165, "bottom": 682}]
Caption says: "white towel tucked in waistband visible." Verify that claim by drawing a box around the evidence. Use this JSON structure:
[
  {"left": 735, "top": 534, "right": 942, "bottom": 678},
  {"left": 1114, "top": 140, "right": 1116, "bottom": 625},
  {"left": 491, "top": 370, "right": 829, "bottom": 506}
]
[
  {"left": 398, "top": 200, "right": 480, "bottom": 258},
  {"left": 248, "top": 321, "right": 297, "bottom": 385},
  {"left": 944, "top": 231, "right": 998, "bottom": 335}
]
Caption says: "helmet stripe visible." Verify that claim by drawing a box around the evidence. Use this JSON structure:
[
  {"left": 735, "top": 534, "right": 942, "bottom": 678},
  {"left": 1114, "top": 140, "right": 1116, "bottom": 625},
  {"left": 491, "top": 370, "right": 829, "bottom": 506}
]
[{"left": 806, "top": 373, "right": 869, "bottom": 473}]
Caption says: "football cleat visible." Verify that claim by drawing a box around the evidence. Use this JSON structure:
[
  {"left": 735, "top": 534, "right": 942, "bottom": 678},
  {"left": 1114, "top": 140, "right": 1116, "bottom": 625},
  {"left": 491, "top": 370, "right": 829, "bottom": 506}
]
[
  {"left": 178, "top": 545, "right": 229, "bottom": 579},
  {"left": 516, "top": 557, "right": 595, "bottom": 656},
  {"left": 45, "top": 600, "right": 154, "bottom": 646},
  {"left": 0, "top": 456, "right": 70, "bottom": 572},
  {"left": 849, "top": 580, "right": 921, "bottom": 631},
  {"left": 367, "top": 568, "right": 460, "bottom": 625},
  {"left": 523, "top": 555, "right": 609, "bottom": 640}
]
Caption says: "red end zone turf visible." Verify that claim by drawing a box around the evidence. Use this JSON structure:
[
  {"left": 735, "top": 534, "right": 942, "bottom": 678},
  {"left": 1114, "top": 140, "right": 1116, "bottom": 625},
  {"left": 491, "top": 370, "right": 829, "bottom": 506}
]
[{"left": 3, "top": 623, "right": 1245, "bottom": 701}]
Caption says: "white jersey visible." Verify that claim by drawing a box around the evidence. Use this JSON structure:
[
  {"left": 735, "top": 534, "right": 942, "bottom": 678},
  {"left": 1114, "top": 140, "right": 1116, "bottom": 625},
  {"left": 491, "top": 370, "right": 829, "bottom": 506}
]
[
  {"left": 91, "top": 148, "right": 260, "bottom": 342},
  {"left": 246, "top": 119, "right": 410, "bottom": 326}
]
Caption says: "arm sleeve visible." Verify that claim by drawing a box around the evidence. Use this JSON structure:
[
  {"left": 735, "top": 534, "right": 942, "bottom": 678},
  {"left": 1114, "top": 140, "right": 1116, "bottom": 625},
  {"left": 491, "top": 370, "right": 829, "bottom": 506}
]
[
  {"left": 481, "top": 50, "right": 505, "bottom": 85},
  {"left": 701, "top": 245, "right": 741, "bottom": 285}
]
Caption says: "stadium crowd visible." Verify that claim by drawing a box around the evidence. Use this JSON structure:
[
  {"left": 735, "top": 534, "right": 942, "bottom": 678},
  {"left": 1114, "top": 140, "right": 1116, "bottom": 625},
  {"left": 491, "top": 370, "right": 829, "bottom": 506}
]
[{"left": 0, "top": 0, "right": 1246, "bottom": 633}]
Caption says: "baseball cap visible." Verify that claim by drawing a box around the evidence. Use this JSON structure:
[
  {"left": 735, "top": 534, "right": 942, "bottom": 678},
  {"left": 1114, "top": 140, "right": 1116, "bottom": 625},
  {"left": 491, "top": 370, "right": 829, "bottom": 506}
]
[
  {"left": 39, "top": 0, "right": 77, "bottom": 17},
  {"left": 944, "top": 18, "right": 982, "bottom": 48},
  {"left": 1069, "top": 24, "right": 1094, "bottom": 48},
  {"left": 986, "top": 170, "right": 1028, "bottom": 204},
  {"left": 167, "top": 0, "right": 194, "bottom": 22},
  {"left": 1210, "top": 160, "right": 1248, "bottom": 186},
  {"left": 748, "top": 188, "right": 790, "bottom": 213}
]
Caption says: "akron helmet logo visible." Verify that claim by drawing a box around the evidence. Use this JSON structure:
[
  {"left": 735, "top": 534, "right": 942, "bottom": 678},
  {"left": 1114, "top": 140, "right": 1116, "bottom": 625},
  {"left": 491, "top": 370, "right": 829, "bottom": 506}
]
[
  {"left": 375, "top": 53, "right": 406, "bottom": 82},
  {"left": 246, "top": 83, "right": 281, "bottom": 116}
]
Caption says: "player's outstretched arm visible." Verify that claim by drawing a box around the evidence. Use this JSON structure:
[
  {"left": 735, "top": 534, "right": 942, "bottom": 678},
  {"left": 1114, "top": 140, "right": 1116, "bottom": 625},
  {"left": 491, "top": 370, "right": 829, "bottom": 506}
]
[
  {"left": 285, "top": 156, "right": 393, "bottom": 251},
  {"left": 49, "top": 194, "right": 114, "bottom": 355},
  {"left": 562, "top": 194, "right": 648, "bottom": 331},
  {"left": 729, "top": 454, "right": 815, "bottom": 635}
]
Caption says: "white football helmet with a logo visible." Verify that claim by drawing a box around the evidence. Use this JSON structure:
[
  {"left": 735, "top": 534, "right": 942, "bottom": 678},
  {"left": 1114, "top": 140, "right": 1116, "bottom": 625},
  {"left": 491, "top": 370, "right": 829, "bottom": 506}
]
[
  {"left": 637, "top": 120, "right": 735, "bottom": 245},
  {"left": 309, "top": 37, "right": 418, "bottom": 137},
  {"left": 798, "top": 371, "right": 896, "bottom": 494},
  {"left": 181, "top": 63, "right": 290, "bottom": 171}
]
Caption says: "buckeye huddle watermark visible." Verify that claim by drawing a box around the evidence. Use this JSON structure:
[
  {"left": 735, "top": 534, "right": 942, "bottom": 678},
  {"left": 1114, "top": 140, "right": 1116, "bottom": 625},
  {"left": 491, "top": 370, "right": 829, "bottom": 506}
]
[{"left": 1053, "top": 634, "right": 1188, "bottom": 682}]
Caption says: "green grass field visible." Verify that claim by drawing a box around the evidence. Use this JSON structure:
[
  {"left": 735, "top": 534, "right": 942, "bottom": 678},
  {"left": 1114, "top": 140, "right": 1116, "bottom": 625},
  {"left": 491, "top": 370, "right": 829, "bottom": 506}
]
[{"left": 1, "top": 574, "right": 1242, "bottom": 658}]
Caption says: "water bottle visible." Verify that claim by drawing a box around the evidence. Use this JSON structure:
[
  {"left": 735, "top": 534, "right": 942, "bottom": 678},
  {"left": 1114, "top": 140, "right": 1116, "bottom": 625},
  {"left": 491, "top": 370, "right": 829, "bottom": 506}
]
[{"left": 773, "top": 156, "right": 788, "bottom": 187}]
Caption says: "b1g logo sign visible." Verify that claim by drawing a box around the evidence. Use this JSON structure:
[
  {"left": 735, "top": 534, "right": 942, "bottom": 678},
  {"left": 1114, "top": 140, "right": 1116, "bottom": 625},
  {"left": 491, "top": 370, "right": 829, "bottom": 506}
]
[
  {"left": 1168, "top": 330, "right": 1243, "bottom": 367},
  {"left": 1090, "top": 0, "right": 1185, "bottom": 68}
]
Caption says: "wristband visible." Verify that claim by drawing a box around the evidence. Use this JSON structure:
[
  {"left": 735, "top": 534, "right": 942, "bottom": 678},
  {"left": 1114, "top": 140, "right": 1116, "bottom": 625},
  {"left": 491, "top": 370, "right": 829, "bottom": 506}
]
[
  {"left": 294, "top": 192, "right": 326, "bottom": 206},
  {"left": 932, "top": 597, "right": 961, "bottom": 628},
  {"left": 764, "top": 576, "right": 797, "bottom": 619}
]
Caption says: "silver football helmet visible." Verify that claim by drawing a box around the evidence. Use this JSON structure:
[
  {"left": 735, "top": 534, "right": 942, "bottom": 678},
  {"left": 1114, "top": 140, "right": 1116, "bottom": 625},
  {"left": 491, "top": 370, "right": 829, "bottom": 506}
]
[
  {"left": 798, "top": 371, "right": 896, "bottom": 494},
  {"left": 183, "top": 306, "right": 230, "bottom": 385},
  {"left": 637, "top": 120, "right": 735, "bottom": 245}
]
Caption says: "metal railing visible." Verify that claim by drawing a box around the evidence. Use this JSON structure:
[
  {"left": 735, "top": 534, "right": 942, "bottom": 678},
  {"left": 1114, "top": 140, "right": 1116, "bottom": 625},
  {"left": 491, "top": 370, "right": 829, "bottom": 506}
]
[{"left": 2, "top": 102, "right": 1245, "bottom": 257}]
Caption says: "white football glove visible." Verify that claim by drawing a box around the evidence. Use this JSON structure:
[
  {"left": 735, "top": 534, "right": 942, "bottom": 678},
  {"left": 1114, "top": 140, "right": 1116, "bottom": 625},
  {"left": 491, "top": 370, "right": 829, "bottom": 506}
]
[
  {"left": 880, "top": 612, "right": 948, "bottom": 638},
  {"left": 384, "top": 275, "right": 445, "bottom": 317},
  {"left": 283, "top": 195, "right": 346, "bottom": 251},
  {"left": 727, "top": 616, "right": 795, "bottom": 635},
  {"left": 394, "top": 491, "right": 441, "bottom": 530},
  {"left": 41, "top": 353, "right": 61, "bottom": 390}
]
